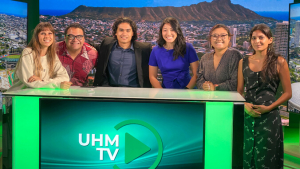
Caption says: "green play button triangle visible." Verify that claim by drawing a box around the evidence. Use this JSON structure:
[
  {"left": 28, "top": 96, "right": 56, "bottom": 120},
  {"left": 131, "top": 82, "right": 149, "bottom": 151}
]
[{"left": 125, "top": 132, "right": 151, "bottom": 164}]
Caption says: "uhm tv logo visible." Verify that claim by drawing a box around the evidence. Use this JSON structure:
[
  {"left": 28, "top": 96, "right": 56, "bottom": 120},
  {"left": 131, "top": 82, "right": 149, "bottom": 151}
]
[{"left": 77, "top": 120, "right": 164, "bottom": 168}]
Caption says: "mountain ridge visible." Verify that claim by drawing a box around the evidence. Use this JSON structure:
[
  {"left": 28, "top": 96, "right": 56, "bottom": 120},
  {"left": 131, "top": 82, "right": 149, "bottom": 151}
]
[{"left": 61, "top": 0, "right": 273, "bottom": 21}]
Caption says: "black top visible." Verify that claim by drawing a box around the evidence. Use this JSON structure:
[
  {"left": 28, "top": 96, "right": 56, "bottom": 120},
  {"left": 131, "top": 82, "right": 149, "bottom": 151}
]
[
  {"left": 242, "top": 57, "right": 283, "bottom": 168},
  {"left": 93, "top": 37, "right": 152, "bottom": 87},
  {"left": 242, "top": 56, "right": 280, "bottom": 106}
]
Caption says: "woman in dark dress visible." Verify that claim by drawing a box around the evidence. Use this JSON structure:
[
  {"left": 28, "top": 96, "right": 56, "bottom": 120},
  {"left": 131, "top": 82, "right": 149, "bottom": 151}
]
[{"left": 237, "top": 24, "right": 292, "bottom": 168}]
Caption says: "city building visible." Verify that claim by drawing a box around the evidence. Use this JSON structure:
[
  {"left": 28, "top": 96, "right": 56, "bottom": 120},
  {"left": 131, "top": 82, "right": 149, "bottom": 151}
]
[
  {"left": 229, "top": 26, "right": 237, "bottom": 47},
  {"left": 274, "top": 21, "right": 288, "bottom": 60},
  {"left": 9, "top": 33, "right": 18, "bottom": 40},
  {"left": 294, "top": 21, "right": 300, "bottom": 47},
  {"left": 243, "top": 41, "right": 250, "bottom": 50},
  {"left": 290, "top": 37, "right": 294, "bottom": 47}
]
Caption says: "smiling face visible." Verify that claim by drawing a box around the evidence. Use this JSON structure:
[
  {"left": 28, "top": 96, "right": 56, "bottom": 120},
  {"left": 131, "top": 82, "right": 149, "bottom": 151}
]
[
  {"left": 162, "top": 23, "right": 177, "bottom": 46},
  {"left": 38, "top": 28, "right": 54, "bottom": 49},
  {"left": 251, "top": 30, "right": 273, "bottom": 53},
  {"left": 65, "top": 27, "right": 85, "bottom": 52},
  {"left": 210, "top": 27, "right": 230, "bottom": 50},
  {"left": 115, "top": 22, "right": 133, "bottom": 46}
]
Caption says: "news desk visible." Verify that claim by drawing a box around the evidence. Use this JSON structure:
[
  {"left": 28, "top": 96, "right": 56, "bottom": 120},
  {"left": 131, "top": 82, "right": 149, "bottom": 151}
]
[{"left": 2, "top": 87, "right": 245, "bottom": 169}]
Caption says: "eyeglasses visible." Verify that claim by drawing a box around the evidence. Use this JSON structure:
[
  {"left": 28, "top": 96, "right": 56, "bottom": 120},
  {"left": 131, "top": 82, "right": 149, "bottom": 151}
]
[
  {"left": 211, "top": 34, "right": 228, "bottom": 40},
  {"left": 67, "top": 34, "right": 84, "bottom": 40}
]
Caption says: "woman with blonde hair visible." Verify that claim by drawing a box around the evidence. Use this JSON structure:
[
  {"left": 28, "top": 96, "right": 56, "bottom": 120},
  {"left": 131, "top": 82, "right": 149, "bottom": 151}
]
[{"left": 8, "top": 22, "right": 71, "bottom": 91}]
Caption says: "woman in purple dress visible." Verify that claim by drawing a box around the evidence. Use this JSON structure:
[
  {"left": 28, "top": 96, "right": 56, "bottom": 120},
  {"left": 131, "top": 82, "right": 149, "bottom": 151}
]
[{"left": 149, "top": 17, "right": 199, "bottom": 89}]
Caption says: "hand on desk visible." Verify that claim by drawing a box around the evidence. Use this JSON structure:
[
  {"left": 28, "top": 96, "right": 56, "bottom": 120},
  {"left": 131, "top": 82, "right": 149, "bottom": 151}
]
[
  {"left": 202, "top": 81, "right": 215, "bottom": 91},
  {"left": 60, "top": 81, "right": 72, "bottom": 89},
  {"left": 28, "top": 75, "right": 42, "bottom": 83}
]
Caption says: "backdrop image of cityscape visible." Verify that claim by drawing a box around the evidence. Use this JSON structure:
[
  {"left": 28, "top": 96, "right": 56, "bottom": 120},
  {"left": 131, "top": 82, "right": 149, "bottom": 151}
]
[
  {"left": 39, "top": 0, "right": 289, "bottom": 60},
  {"left": 0, "top": 0, "right": 295, "bottom": 114},
  {"left": 288, "top": 3, "right": 300, "bottom": 113},
  {"left": 0, "top": 0, "right": 27, "bottom": 90}
]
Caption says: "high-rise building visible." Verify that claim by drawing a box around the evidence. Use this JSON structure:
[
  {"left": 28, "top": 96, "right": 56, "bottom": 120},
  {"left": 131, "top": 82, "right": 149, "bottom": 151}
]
[
  {"left": 274, "top": 21, "right": 289, "bottom": 60},
  {"left": 290, "top": 37, "right": 294, "bottom": 48},
  {"left": 243, "top": 41, "right": 250, "bottom": 50},
  {"left": 294, "top": 21, "right": 300, "bottom": 47},
  {"left": 229, "top": 27, "right": 237, "bottom": 47}
]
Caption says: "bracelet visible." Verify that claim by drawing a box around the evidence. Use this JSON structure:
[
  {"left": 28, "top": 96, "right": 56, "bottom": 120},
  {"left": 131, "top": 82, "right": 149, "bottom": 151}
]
[{"left": 185, "top": 87, "right": 189, "bottom": 89}]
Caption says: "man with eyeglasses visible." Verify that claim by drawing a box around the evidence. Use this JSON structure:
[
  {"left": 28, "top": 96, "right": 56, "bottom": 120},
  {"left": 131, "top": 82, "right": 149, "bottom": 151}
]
[
  {"left": 93, "top": 17, "right": 152, "bottom": 87},
  {"left": 57, "top": 23, "right": 98, "bottom": 86}
]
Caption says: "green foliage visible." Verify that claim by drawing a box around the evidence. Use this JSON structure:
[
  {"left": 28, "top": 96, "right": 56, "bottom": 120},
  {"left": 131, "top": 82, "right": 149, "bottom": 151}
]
[
  {"left": 294, "top": 47, "right": 300, "bottom": 54},
  {"left": 236, "top": 36, "right": 249, "bottom": 46},
  {"left": 289, "top": 68, "right": 297, "bottom": 83},
  {"left": 6, "top": 55, "right": 21, "bottom": 59},
  {"left": 197, "top": 52, "right": 204, "bottom": 60}
]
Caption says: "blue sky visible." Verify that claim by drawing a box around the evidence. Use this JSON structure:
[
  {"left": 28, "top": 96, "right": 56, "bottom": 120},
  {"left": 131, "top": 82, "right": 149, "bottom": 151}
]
[
  {"left": 290, "top": 3, "right": 300, "bottom": 18},
  {"left": 0, "top": 0, "right": 27, "bottom": 17},
  {"left": 39, "top": 0, "right": 293, "bottom": 12},
  {"left": 232, "top": 0, "right": 293, "bottom": 12}
]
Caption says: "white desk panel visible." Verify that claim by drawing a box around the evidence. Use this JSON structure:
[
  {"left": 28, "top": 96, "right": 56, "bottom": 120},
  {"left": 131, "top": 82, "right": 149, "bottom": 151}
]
[{"left": 3, "top": 86, "right": 245, "bottom": 102}]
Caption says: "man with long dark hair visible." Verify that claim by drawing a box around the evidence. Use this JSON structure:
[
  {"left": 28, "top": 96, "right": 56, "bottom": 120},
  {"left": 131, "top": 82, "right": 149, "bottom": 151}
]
[{"left": 93, "top": 17, "right": 152, "bottom": 87}]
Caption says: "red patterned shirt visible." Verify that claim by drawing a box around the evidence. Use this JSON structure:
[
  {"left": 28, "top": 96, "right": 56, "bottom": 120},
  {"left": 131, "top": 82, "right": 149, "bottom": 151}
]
[{"left": 56, "top": 41, "right": 98, "bottom": 86}]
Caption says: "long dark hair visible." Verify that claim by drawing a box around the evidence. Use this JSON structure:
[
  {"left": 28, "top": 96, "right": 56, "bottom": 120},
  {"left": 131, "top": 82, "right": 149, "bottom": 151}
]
[
  {"left": 249, "top": 24, "right": 279, "bottom": 82},
  {"left": 112, "top": 17, "right": 137, "bottom": 42},
  {"left": 157, "top": 17, "right": 186, "bottom": 60}
]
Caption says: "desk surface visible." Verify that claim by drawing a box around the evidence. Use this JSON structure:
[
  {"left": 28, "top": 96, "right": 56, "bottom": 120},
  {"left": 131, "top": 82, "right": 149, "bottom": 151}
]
[{"left": 3, "top": 86, "right": 245, "bottom": 102}]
